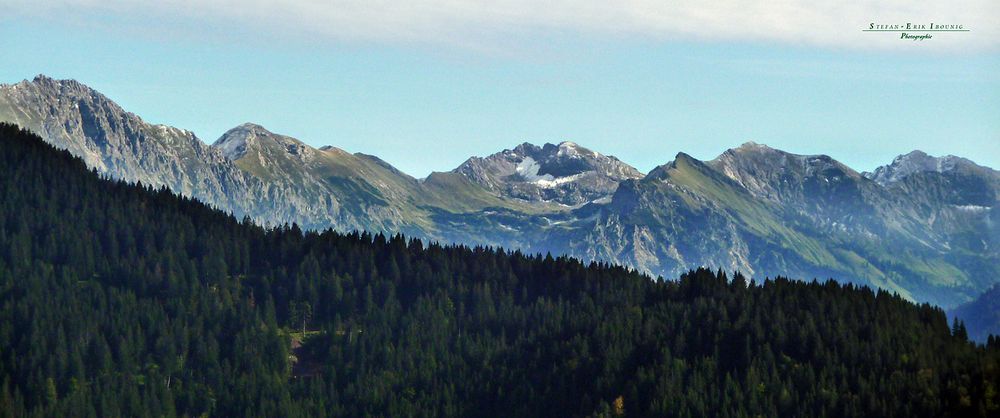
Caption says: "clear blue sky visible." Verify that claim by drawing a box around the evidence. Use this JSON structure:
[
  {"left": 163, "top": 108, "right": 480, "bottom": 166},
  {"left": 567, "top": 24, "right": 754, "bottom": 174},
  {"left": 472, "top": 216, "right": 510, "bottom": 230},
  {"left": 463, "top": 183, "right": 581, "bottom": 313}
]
[{"left": 1, "top": 4, "right": 998, "bottom": 177}]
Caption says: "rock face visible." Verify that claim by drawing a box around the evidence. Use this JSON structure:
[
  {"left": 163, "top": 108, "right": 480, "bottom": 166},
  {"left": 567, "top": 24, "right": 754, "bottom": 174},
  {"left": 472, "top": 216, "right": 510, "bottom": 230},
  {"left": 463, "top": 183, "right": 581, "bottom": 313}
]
[
  {"left": 2, "top": 74, "right": 998, "bottom": 308},
  {"left": 454, "top": 141, "right": 642, "bottom": 206},
  {"left": 0, "top": 75, "right": 261, "bottom": 216}
]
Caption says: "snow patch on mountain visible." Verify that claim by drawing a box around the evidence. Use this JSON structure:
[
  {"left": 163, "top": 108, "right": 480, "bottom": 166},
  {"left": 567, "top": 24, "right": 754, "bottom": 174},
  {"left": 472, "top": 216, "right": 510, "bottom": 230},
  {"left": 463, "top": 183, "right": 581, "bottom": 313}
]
[
  {"left": 515, "top": 156, "right": 554, "bottom": 182},
  {"left": 535, "top": 173, "right": 586, "bottom": 188},
  {"left": 953, "top": 204, "right": 991, "bottom": 212},
  {"left": 513, "top": 156, "right": 589, "bottom": 189}
]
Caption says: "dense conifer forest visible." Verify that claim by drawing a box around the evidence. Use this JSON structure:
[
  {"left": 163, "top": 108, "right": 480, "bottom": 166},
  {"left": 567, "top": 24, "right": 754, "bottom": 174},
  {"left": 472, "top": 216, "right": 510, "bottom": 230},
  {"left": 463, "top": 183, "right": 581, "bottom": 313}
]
[{"left": 0, "top": 122, "right": 998, "bottom": 417}]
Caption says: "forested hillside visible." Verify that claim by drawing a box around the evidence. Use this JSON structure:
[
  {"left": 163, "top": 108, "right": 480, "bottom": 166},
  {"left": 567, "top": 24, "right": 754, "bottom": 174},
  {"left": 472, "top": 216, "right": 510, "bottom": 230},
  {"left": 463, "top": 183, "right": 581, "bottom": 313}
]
[{"left": 1, "top": 122, "right": 998, "bottom": 417}]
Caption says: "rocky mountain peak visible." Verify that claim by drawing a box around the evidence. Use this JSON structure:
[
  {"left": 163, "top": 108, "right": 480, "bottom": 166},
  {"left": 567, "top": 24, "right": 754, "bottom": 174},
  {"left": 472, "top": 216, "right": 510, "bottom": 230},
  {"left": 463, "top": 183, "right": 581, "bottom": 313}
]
[
  {"left": 318, "top": 145, "right": 345, "bottom": 153},
  {"left": 3, "top": 75, "right": 124, "bottom": 118},
  {"left": 713, "top": 142, "right": 859, "bottom": 179},
  {"left": 864, "top": 150, "right": 976, "bottom": 186},
  {"left": 234, "top": 122, "right": 268, "bottom": 132},
  {"left": 644, "top": 152, "right": 709, "bottom": 181},
  {"left": 548, "top": 141, "right": 586, "bottom": 157},
  {"left": 213, "top": 123, "right": 263, "bottom": 160},
  {"left": 702, "top": 143, "right": 869, "bottom": 211},
  {"left": 213, "top": 123, "right": 317, "bottom": 163},
  {"left": 510, "top": 142, "right": 541, "bottom": 154},
  {"left": 30, "top": 74, "right": 82, "bottom": 89},
  {"left": 454, "top": 141, "right": 642, "bottom": 206},
  {"left": 734, "top": 141, "right": 773, "bottom": 151},
  {"left": 2, "top": 75, "right": 111, "bottom": 108}
]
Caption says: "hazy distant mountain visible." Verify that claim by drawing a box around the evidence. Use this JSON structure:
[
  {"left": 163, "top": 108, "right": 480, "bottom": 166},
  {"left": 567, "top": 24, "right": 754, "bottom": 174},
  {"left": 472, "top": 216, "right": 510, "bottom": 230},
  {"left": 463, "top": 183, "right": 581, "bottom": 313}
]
[
  {"left": 865, "top": 151, "right": 995, "bottom": 187},
  {"left": 2, "top": 74, "right": 997, "bottom": 308},
  {"left": 951, "top": 284, "right": 1000, "bottom": 342}
]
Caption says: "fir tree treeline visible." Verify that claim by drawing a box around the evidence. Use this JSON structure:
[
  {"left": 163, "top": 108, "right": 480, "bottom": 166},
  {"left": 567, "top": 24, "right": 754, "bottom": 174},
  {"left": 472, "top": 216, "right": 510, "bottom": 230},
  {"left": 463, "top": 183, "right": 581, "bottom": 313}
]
[{"left": 0, "top": 122, "right": 997, "bottom": 417}]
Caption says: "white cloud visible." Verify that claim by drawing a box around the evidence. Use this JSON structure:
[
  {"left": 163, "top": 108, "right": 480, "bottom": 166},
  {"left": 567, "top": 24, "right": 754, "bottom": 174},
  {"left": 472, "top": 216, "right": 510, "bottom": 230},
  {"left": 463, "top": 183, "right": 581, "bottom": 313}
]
[{"left": 6, "top": 0, "right": 999, "bottom": 52}]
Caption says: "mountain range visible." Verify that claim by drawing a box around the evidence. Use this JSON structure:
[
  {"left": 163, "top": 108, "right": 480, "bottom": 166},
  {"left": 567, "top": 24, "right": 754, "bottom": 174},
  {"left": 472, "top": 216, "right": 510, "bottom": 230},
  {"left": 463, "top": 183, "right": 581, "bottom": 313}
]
[{"left": 1, "top": 75, "right": 997, "bottom": 308}]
